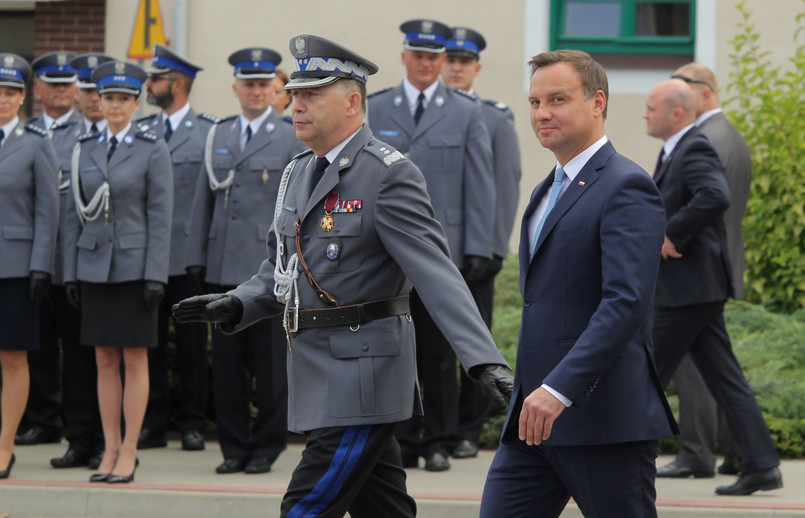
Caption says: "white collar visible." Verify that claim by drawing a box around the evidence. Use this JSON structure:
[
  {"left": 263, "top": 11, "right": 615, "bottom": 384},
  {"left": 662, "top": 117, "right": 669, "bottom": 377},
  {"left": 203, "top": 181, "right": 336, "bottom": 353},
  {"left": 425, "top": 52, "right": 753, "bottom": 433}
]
[
  {"left": 162, "top": 102, "right": 191, "bottom": 132},
  {"left": 1, "top": 116, "right": 20, "bottom": 140},
  {"left": 44, "top": 108, "right": 74, "bottom": 130},
  {"left": 322, "top": 126, "right": 362, "bottom": 164},
  {"left": 84, "top": 117, "right": 106, "bottom": 134},
  {"left": 663, "top": 123, "right": 696, "bottom": 158},
  {"left": 106, "top": 122, "right": 132, "bottom": 145},
  {"left": 239, "top": 106, "right": 273, "bottom": 137},
  {"left": 695, "top": 107, "right": 722, "bottom": 126},
  {"left": 403, "top": 78, "right": 440, "bottom": 113},
  {"left": 557, "top": 135, "right": 609, "bottom": 182}
]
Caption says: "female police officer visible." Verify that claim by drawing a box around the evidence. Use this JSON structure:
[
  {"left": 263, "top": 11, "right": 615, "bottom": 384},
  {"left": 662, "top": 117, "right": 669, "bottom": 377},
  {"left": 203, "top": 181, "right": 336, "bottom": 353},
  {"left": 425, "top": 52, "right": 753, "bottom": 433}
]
[
  {"left": 62, "top": 60, "right": 172, "bottom": 483},
  {"left": 0, "top": 52, "right": 59, "bottom": 479}
]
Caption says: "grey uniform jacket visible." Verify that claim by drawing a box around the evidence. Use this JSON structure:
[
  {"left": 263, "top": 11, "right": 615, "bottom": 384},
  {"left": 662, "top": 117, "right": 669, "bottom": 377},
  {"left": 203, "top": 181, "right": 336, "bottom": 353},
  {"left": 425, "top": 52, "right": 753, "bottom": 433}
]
[
  {"left": 62, "top": 128, "right": 173, "bottom": 284},
  {"left": 137, "top": 109, "right": 218, "bottom": 277},
  {"left": 367, "top": 82, "right": 494, "bottom": 267},
  {"left": 30, "top": 110, "right": 84, "bottom": 285},
  {"left": 185, "top": 109, "right": 305, "bottom": 286},
  {"left": 698, "top": 112, "right": 752, "bottom": 299},
  {"left": 479, "top": 97, "right": 522, "bottom": 259},
  {"left": 225, "top": 124, "right": 508, "bottom": 433},
  {"left": 0, "top": 122, "right": 59, "bottom": 279}
]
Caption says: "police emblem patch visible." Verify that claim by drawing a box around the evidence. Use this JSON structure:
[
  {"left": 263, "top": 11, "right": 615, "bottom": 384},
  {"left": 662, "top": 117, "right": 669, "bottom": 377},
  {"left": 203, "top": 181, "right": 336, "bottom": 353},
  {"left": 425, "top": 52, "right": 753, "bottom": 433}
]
[
  {"left": 422, "top": 21, "right": 433, "bottom": 32},
  {"left": 295, "top": 37, "right": 306, "bottom": 58},
  {"left": 57, "top": 53, "right": 67, "bottom": 65},
  {"left": 434, "top": 96, "right": 445, "bottom": 107},
  {"left": 326, "top": 243, "right": 339, "bottom": 260},
  {"left": 455, "top": 28, "right": 467, "bottom": 39}
]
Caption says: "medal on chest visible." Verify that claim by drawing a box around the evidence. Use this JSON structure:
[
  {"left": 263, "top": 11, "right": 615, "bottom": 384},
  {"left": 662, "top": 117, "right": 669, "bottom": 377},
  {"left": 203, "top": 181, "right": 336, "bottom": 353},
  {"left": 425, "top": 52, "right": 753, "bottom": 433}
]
[{"left": 320, "top": 192, "right": 339, "bottom": 231}]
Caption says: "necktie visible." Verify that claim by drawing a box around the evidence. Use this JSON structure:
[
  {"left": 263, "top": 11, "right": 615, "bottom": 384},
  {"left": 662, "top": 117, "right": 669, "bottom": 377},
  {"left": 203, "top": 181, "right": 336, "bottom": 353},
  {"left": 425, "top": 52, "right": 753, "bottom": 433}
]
[
  {"left": 107, "top": 136, "right": 118, "bottom": 162},
  {"left": 0, "top": 129, "right": 4, "bottom": 148},
  {"left": 413, "top": 92, "right": 425, "bottom": 124},
  {"left": 310, "top": 156, "right": 329, "bottom": 197},
  {"left": 164, "top": 119, "right": 173, "bottom": 142},
  {"left": 90, "top": 123, "right": 99, "bottom": 134},
  {"left": 531, "top": 165, "right": 566, "bottom": 257},
  {"left": 654, "top": 148, "right": 666, "bottom": 175},
  {"left": 243, "top": 125, "right": 253, "bottom": 150}
]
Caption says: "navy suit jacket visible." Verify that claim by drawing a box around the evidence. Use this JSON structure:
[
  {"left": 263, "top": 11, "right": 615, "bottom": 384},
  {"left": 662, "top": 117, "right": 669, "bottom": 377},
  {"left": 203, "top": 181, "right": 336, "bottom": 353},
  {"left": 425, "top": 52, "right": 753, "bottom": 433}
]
[{"left": 505, "top": 141, "right": 677, "bottom": 446}]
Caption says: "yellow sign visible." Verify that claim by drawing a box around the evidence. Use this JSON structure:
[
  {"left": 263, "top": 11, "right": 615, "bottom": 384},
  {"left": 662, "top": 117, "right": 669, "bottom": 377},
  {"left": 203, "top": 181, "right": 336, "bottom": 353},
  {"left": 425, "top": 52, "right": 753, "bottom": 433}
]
[{"left": 127, "top": 0, "right": 167, "bottom": 59}]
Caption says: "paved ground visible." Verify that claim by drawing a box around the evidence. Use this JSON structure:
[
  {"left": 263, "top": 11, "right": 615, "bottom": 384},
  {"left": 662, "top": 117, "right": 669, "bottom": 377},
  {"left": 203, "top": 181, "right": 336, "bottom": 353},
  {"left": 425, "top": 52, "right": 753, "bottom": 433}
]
[{"left": 1, "top": 439, "right": 803, "bottom": 517}]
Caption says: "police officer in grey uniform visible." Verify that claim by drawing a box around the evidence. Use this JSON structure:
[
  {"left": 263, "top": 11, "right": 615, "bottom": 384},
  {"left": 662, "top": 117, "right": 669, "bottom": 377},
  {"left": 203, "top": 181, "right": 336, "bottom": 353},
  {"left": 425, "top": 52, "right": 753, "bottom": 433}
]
[
  {"left": 73, "top": 53, "right": 113, "bottom": 135},
  {"left": 15, "top": 51, "right": 81, "bottom": 449},
  {"left": 174, "top": 34, "right": 512, "bottom": 518},
  {"left": 441, "top": 26, "right": 522, "bottom": 459},
  {"left": 0, "top": 53, "right": 59, "bottom": 479},
  {"left": 136, "top": 44, "right": 216, "bottom": 452},
  {"left": 184, "top": 47, "right": 304, "bottom": 474},
  {"left": 367, "top": 19, "right": 494, "bottom": 472}
]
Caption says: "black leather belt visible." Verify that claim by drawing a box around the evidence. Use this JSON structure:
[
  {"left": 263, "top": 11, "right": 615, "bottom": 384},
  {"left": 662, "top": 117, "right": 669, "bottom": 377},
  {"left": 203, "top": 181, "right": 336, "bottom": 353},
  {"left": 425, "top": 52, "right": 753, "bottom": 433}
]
[{"left": 288, "top": 295, "right": 410, "bottom": 330}]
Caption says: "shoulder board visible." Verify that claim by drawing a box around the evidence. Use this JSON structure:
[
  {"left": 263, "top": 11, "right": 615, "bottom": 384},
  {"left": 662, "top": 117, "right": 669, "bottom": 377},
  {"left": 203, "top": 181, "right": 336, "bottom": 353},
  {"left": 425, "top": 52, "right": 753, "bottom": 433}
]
[
  {"left": 78, "top": 132, "right": 97, "bottom": 143},
  {"left": 365, "top": 138, "right": 406, "bottom": 167},
  {"left": 483, "top": 99, "right": 510, "bottom": 112},
  {"left": 24, "top": 124, "right": 48, "bottom": 137},
  {"left": 198, "top": 112, "right": 220, "bottom": 124},
  {"left": 292, "top": 148, "right": 313, "bottom": 162},
  {"left": 367, "top": 87, "right": 393, "bottom": 99},
  {"left": 446, "top": 86, "right": 476, "bottom": 100},
  {"left": 51, "top": 119, "right": 77, "bottom": 131},
  {"left": 136, "top": 113, "right": 158, "bottom": 123},
  {"left": 215, "top": 114, "right": 238, "bottom": 125},
  {"left": 135, "top": 131, "right": 159, "bottom": 142}
]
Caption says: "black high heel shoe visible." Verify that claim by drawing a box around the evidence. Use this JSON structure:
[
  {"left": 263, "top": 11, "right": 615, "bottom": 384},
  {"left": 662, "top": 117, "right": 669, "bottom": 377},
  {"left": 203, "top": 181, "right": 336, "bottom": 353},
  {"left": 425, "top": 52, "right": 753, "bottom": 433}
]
[
  {"left": 106, "top": 458, "right": 138, "bottom": 484},
  {"left": 89, "top": 472, "right": 110, "bottom": 483},
  {"left": 0, "top": 453, "right": 16, "bottom": 479}
]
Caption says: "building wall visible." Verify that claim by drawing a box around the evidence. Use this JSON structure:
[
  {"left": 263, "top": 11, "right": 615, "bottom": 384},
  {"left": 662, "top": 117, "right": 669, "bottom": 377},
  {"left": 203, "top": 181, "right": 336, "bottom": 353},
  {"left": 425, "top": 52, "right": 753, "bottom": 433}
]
[{"left": 104, "top": 0, "right": 803, "bottom": 252}]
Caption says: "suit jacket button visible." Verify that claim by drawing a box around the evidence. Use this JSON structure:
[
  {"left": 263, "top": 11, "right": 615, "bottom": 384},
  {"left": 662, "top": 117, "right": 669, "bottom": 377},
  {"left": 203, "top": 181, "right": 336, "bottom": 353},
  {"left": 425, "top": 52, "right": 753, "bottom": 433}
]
[
  {"left": 523, "top": 298, "right": 531, "bottom": 307},
  {"left": 361, "top": 344, "right": 369, "bottom": 352}
]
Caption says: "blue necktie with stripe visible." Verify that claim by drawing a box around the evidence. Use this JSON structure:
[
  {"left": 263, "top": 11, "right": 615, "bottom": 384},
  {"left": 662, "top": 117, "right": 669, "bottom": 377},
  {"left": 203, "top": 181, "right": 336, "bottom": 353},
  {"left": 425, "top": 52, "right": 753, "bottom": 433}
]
[{"left": 531, "top": 165, "right": 566, "bottom": 258}]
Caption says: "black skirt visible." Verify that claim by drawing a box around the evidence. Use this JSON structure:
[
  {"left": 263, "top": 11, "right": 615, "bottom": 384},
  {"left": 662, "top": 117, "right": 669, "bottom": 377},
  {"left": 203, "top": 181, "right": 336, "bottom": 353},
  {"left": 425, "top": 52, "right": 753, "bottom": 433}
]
[
  {"left": 80, "top": 281, "right": 158, "bottom": 348},
  {"left": 0, "top": 277, "right": 40, "bottom": 351}
]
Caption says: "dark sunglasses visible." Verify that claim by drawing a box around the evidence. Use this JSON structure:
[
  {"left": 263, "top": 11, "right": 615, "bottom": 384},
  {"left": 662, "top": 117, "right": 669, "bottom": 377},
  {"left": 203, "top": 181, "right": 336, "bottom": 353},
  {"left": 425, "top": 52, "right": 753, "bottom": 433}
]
[
  {"left": 670, "top": 74, "right": 714, "bottom": 92},
  {"left": 147, "top": 75, "right": 178, "bottom": 83}
]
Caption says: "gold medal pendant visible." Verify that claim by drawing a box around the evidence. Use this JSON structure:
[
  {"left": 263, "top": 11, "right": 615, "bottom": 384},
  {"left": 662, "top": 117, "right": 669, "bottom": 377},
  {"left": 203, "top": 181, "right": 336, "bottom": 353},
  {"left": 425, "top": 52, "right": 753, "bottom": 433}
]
[{"left": 320, "top": 212, "right": 334, "bottom": 231}]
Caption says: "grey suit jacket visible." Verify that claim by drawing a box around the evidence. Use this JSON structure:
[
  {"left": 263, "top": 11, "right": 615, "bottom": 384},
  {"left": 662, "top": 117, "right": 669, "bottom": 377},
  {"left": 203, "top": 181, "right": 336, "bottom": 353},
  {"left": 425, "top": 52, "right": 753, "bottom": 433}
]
[
  {"left": 185, "top": 109, "right": 305, "bottom": 287},
  {"left": 367, "top": 82, "right": 494, "bottom": 267},
  {"left": 137, "top": 108, "right": 218, "bottom": 277},
  {"left": 30, "top": 111, "right": 85, "bottom": 285},
  {"left": 226, "top": 124, "right": 507, "bottom": 433},
  {"left": 480, "top": 97, "right": 521, "bottom": 258},
  {"left": 698, "top": 112, "right": 752, "bottom": 298},
  {"left": 62, "top": 128, "right": 173, "bottom": 284},
  {"left": 0, "top": 122, "right": 59, "bottom": 279}
]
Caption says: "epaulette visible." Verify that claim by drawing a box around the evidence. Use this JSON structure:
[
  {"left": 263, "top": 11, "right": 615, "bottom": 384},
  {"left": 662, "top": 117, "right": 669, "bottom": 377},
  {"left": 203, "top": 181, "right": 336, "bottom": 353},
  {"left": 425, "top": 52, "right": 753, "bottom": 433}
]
[
  {"left": 446, "top": 86, "right": 476, "bottom": 100},
  {"left": 367, "top": 87, "right": 393, "bottom": 99},
  {"left": 365, "top": 139, "right": 406, "bottom": 167},
  {"left": 136, "top": 113, "right": 158, "bottom": 123},
  {"left": 292, "top": 148, "right": 313, "bottom": 161},
  {"left": 198, "top": 112, "right": 220, "bottom": 124},
  {"left": 24, "top": 124, "right": 48, "bottom": 137},
  {"left": 78, "top": 132, "right": 97, "bottom": 143},
  {"left": 51, "top": 119, "right": 78, "bottom": 131},
  {"left": 483, "top": 98, "right": 510, "bottom": 112},
  {"left": 135, "top": 130, "right": 159, "bottom": 142}
]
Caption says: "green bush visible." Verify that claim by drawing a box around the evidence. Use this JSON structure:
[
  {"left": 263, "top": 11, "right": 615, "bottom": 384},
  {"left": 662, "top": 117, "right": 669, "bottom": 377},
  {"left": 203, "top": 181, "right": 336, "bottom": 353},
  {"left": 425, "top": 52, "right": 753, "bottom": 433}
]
[{"left": 725, "top": 1, "right": 805, "bottom": 312}]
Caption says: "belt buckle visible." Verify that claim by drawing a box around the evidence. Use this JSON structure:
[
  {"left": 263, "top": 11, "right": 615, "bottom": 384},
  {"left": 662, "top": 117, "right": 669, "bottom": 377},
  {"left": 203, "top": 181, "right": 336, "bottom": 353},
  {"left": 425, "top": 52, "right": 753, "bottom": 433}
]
[{"left": 285, "top": 305, "right": 299, "bottom": 334}]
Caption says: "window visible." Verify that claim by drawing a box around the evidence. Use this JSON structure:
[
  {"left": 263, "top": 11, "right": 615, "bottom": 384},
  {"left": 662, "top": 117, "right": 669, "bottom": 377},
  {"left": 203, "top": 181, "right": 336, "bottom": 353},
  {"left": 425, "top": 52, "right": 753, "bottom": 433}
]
[{"left": 551, "top": 0, "right": 695, "bottom": 56}]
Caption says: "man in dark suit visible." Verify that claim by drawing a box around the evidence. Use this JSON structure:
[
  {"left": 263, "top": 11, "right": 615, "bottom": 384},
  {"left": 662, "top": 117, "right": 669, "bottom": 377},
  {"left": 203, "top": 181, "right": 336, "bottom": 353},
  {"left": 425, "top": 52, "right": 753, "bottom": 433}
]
[
  {"left": 657, "top": 63, "right": 751, "bottom": 479},
  {"left": 480, "top": 50, "right": 677, "bottom": 518},
  {"left": 646, "top": 78, "right": 782, "bottom": 496}
]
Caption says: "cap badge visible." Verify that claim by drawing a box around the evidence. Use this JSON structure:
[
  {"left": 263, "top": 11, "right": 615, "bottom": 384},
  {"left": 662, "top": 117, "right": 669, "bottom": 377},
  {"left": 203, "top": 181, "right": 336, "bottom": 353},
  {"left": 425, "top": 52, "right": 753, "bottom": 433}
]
[
  {"left": 88, "top": 56, "right": 98, "bottom": 68},
  {"left": 435, "top": 96, "right": 444, "bottom": 107},
  {"left": 57, "top": 53, "right": 67, "bottom": 65},
  {"left": 114, "top": 61, "right": 126, "bottom": 74},
  {"left": 393, "top": 95, "right": 402, "bottom": 107},
  {"left": 4, "top": 55, "right": 13, "bottom": 67},
  {"left": 251, "top": 49, "right": 262, "bottom": 61},
  {"left": 294, "top": 37, "right": 306, "bottom": 58},
  {"left": 422, "top": 21, "right": 433, "bottom": 32},
  {"left": 339, "top": 157, "right": 350, "bottom": 167},
  {"left": 455, "top": 28, "right": 467, "bottom": 39}
]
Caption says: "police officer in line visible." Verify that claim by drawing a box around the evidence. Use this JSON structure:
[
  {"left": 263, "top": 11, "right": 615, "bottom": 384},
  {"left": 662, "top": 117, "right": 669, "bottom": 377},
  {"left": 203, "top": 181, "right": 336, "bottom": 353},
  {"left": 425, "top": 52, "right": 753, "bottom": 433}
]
[
  {"left": 136, "top": 44, "right": 216, "bottom": 452},
  {"left": 73, "top": 53, "right": 114, "bottom": 135},
  {"left": 0, "top": 52, "right": 60, "bottom": 480},
  {"left": 441, "top": 27, "right": 522, "bottom": 460},
  {"left": 184, "top": 47, "right": 304, "bottom": 474},
  {"left": 367, "top": 19, "right": 495, "bottom": 472},
  {"left": 62, "top": 60, "right": 173, "bottom": 484},
  {"left": 14, "top": 51, "right": 81, "bottom": 450},
  {"left": 173, "top": 33, "right": 512, "bottom": 518}
]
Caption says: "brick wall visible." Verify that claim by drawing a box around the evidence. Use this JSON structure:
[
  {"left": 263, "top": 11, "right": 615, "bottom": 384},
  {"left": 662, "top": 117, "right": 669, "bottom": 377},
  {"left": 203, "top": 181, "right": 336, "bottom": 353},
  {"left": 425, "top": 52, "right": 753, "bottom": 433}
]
[{"left": 32, "top": 0, "right": 106, "bottom": 116}]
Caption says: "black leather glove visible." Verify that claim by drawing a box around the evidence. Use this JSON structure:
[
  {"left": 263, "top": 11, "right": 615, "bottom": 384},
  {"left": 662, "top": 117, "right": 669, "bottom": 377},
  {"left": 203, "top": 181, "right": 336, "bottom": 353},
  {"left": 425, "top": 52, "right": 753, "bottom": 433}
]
[
  {"left": 487, "top": 255, "right": 504, "bottom": 279},
  {"left": 462, "top": 255, "right": 492, "bottom": 283},
  {"left": 473, "top": 364, "right": 514, "bottom": 412},
  {"left": 186, "top": 265, "right": 206, "bottom": 295},
  {"left": 143, "top": 281, "right": 165, "bottom": 311},
  {"left": 65, "top": 282, "right": 81, "bottom": 310},
  {"left": 172, "top": 293, "right": 243, "bottom": 324},
  {"left": 29, "top": 271, "right": 51, "bottom": 301}
]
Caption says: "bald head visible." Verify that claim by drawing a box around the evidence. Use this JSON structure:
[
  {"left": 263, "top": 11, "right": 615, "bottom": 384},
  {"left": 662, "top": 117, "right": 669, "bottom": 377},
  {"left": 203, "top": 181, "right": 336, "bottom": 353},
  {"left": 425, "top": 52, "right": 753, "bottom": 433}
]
[
  {"left": 644, "top": 79, "right": 697, "bottom": 141},
  {"left": 674, "top": 62, "right": 719, "bottom": 113}
]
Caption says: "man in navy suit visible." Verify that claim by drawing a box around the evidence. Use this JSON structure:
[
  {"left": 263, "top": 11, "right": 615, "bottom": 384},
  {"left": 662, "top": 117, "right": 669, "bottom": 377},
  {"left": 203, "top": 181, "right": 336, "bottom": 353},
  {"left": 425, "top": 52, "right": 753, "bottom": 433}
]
[
  {"left": 646, "top": 78, "right": 782, "bottom": 496},
  {"left": 480, "top": 50, "right": 677, "bottom": 518}
]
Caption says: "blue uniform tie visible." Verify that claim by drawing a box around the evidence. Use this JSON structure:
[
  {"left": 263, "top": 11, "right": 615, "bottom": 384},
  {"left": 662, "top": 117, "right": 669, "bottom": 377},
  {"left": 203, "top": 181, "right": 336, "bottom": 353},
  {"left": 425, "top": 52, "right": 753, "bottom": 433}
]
[
  {"left": 531, "top": 165, "right": 566, "bottom": 258},
  {"left": 164, "top": 119, "right": 173, "bottom": 142}
]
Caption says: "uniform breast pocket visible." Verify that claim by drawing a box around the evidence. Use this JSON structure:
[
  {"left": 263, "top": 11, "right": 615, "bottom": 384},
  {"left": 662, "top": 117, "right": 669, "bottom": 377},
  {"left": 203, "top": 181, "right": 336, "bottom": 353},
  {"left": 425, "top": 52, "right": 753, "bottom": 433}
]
[
  {"left": 315, "top": 214, "right": 363, "bottom": 273},
  {"left": 211, "top": 153, "right": 234, "bottom": 180},
  {"left": 250, "top": 157, "right": 286, "bottom": 189},
  {"left": 428, "top": 133, "right": 463, "bottom": 170},
  {"left": 327, "top": 330, "right": 402, "bottom": 418},
  {"left": 172, "top": 156, "right": 201, "bottom": 184}
]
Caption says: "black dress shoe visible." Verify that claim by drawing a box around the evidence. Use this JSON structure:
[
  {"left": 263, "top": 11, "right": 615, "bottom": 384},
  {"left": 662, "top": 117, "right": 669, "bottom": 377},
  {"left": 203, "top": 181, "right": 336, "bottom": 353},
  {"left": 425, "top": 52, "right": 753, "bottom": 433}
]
[
  {"left": 717, "top": 455, "right": 742, "bottom": 475},
  {"left": 715, "top": 466, "right": 783, "bottom": 495},
  {"left": 452, "top": 439, "right": 479, "bottom": 459},
  {"left": 15, "top": 426, "right": 61, "bottom": 445},
  {"left": 656, "top": 459, "right": 714, "bottom": 478},
  {"left": 244, "top": 457, "right": 272, "bottom": 474},
  {"left": 88, "top": 450, "right": 104, "bottom": 470},
  {"left": 0, "top": 454, "right": 15, "bottom": 479},
  {"left": 216, "top": 458, "right": 247, "bottom": 474},
  {"left": 51, "top": 447, "right": 91, "bottom": 468},
  {"left": 137, "top": 428, "right": 167, "bottom": 449},
  {"left": 106, "top": 458, "right": 139, "bottom": 484},
  {"left": 181, "top": 430, "right": 205, "bottom": 451},
  {"left": 89, "top": 472, "right": 110, "bottom": 483},
  {"left": 424, "top": 451, "right": 450, "bottom": 472}
]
